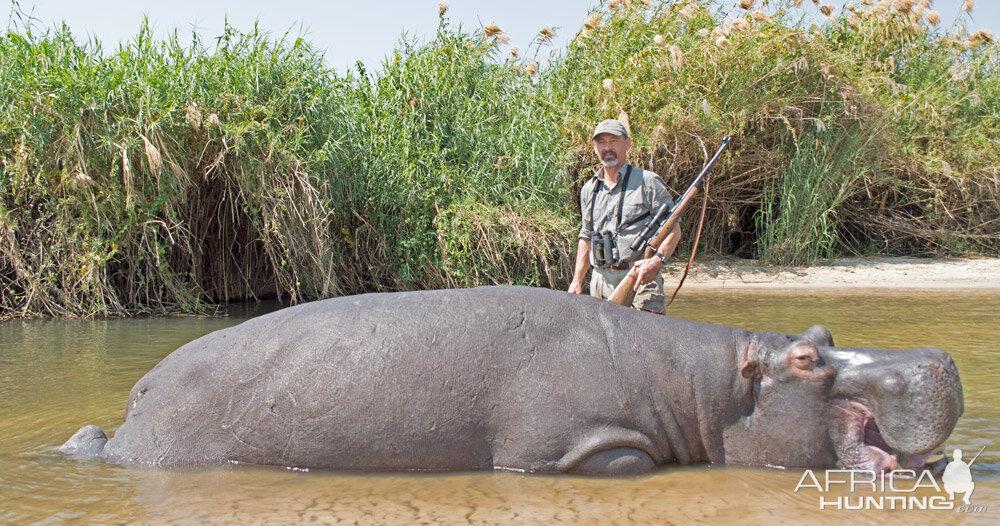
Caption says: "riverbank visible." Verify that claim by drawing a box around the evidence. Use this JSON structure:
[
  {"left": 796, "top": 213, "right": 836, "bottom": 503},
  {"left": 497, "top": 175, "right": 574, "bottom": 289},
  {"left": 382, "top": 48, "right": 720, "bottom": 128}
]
[{"left": 662, "top": 257, "right": 1000, "bottom": 292}]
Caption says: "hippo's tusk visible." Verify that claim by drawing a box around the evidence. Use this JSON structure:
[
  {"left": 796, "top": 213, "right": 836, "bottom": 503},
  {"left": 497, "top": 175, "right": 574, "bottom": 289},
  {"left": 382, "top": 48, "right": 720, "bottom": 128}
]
[{"left": 924, "top": 452, "right": 946, "bottom": 464}]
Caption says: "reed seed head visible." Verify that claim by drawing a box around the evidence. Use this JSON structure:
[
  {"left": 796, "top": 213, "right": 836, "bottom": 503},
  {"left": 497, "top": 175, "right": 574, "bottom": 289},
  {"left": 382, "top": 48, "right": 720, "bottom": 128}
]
[
  {"left": 539, "top": 24, "right": 556, "bottom": 42},
  {"left": 669, "top": 44, "right": 684, "bottom": 68},
  {"left": 439, "top": 1, "right": 448, "bottom": 16},
  {"left": 728, "top": 18, "right": 750, "bottom": 32},
  {"left": 142, "top": 135, "right": 163, "bottom": 174},
  {"left": 617, "top": 111, "right": 630, "bottom": 131},
  {"left": 484, "top": 21, "right": 503, "bottom": 38},
  {"left": 926, "top": 10, "right": 940, "bottom": 26},
  {"left": 962, "top": 0, "right": 973, "bottom": 12},
  {"left": 738, "top": 0, "right": 754, "bottom": 10},
  {"left": 653, "top": 34, "right": 666, "bottom": 46},
  {"left": 70, "top": 172, "right": 94, "bottom": 190},
  {"left": 969, "top": 29, "right": 993, "bottom": 47},
  {"left": 185, "top": 103, "right": 202, "bottom": 130},
  {"left": 583, "top": 13, "right": 601, "bottom": 29}
]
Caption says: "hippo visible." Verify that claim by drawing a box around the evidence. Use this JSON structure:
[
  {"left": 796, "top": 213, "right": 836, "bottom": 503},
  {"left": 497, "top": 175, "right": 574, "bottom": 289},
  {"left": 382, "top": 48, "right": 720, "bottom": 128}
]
[{"left": 59, "top": 286, "right": 963, "bottom": 475}]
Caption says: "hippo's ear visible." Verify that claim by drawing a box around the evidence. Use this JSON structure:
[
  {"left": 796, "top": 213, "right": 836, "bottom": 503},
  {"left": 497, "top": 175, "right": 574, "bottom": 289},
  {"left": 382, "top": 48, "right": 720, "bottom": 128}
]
[
  {"left": 800, "top": 325, "right": 834, "bottom": 347},
  {"left": 740, "top": 359, "right": 762, "bottom": 381}
]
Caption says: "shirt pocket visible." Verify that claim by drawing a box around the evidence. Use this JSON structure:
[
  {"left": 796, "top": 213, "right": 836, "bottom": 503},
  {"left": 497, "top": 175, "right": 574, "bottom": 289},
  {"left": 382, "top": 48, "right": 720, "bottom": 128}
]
[{"left": 620, "top": 200, "right": 649, "bottom": 228}]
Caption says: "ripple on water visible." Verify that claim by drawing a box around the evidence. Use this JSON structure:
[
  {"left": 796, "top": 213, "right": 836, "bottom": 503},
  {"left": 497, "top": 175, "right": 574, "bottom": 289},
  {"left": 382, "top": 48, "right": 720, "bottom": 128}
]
[{"left": 0, "top": 292, "right": 997, "bottom": 524}]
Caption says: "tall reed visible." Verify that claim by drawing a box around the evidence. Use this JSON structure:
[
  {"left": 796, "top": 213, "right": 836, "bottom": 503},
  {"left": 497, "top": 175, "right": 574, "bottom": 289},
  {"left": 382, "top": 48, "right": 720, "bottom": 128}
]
[
  {"left": 546, "top": 0, "right": 998, "bottom": 261},
  {"left": 1, "top": 20, "right": 343, "bottom": 316},
  {"left": 2, "top": 0, "right": 998, "bottom": 317},
  {"left": 326, "top": 19, "right": 574, "bottom": 292}
]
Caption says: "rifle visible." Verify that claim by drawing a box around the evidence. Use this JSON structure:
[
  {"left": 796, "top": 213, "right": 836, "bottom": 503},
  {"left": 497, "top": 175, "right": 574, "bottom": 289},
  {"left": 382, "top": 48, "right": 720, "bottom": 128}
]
[{"left": 607, "top": 137, "right": 731, "bottom": 307}]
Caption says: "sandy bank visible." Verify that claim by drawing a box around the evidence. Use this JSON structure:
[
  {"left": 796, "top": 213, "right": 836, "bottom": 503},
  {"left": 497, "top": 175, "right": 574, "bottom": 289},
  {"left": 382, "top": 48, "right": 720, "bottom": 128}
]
[{"left": 660, "top": 257, "right": 1000, "bottom": 292}]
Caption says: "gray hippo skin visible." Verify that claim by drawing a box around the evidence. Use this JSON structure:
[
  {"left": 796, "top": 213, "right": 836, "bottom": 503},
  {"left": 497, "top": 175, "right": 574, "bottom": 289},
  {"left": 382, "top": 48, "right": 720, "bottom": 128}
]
[{"left": 60, "top": 286, "right": 963, "bottom": 475}]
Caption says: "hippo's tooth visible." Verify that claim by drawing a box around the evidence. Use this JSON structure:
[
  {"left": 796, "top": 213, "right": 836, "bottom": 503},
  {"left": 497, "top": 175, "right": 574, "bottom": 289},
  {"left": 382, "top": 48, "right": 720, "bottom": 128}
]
[
  {"left": 924, "top": 452, "right": 945, "bottom": 464},
  {"left": 889, "top": 451, "right": 946, "bottom": 472}
]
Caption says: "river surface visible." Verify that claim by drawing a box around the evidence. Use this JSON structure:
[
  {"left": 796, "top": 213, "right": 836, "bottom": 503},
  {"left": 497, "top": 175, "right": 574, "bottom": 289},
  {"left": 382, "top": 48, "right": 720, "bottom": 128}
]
[{"left": 1, "top": 290, "right": 997, "bottom": 524}]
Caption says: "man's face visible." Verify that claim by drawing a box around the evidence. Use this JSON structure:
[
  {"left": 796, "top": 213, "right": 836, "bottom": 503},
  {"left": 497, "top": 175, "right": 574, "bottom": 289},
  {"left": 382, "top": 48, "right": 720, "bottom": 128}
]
[{"left": 592, "top": 133, "right": 631, "bottom": 169}]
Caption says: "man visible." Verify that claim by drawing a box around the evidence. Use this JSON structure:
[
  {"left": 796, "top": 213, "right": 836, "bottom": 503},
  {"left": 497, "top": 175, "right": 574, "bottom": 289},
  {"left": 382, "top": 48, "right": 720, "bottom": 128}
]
[{"left": 568, "top": 118, "right": 681, "bottom": 312}]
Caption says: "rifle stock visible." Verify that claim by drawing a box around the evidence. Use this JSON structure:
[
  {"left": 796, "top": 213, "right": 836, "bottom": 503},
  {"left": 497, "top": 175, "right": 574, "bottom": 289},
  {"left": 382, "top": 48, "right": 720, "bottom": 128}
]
[{"left": 606, "top": 185, "right": 701, "bottom": 306}]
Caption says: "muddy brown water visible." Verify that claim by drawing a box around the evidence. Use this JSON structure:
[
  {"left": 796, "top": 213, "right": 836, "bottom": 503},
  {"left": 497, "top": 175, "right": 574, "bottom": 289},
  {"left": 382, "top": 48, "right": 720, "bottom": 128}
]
[{"left": 1, "top": 291, "right": 997, "bottom": 524}]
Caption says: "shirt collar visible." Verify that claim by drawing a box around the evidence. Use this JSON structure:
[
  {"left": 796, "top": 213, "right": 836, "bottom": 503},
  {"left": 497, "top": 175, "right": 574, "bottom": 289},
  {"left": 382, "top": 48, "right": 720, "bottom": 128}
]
[{"left": 602, "top": 162, "right": 631, "bottom": 190}]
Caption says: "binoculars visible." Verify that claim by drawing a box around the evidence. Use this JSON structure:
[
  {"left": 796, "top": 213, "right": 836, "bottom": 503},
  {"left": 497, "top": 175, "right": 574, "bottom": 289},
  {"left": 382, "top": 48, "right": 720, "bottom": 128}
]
[{"left": 591, "top": 232, "right": 620, "bottom": 267}]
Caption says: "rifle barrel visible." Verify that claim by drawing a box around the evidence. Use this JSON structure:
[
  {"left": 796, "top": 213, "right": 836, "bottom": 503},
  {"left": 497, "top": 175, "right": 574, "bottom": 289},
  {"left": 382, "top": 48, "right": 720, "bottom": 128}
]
[{"left": 628, "top": 137, "right": 731, "bottom": 252}]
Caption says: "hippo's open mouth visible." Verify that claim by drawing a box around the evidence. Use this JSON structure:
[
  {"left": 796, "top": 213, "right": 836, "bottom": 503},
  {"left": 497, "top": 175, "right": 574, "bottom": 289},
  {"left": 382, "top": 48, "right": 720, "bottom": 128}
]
[{"left": 833, "top": 401, "right": 942, "bottom": 473}]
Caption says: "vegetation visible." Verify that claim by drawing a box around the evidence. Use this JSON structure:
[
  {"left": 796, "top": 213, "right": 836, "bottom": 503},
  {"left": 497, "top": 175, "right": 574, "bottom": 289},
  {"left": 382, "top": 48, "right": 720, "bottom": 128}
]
[
  {"left": 545, "top": 0, "right": 998, "bottom": 263},
  {"left": 1, "top": 0, "right": 997, "bottom": 317}
]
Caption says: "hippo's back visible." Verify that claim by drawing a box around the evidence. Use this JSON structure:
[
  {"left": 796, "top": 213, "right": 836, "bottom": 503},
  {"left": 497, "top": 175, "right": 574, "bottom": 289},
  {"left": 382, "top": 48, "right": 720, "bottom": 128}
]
[{"left": 100, "top": 286, "right": 658, "bottom": 470}]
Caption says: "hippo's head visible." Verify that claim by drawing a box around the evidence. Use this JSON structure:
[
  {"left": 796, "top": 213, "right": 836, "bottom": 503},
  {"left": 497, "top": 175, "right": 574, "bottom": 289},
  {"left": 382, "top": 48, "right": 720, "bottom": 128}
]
[{"left": 723, "top": 325, "right": 963, "bottom": 472}]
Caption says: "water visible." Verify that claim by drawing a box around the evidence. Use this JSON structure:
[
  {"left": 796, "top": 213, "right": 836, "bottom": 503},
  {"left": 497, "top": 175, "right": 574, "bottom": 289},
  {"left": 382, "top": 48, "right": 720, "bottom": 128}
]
[{"left": 0, "top": 291, "right": 997, "bottom": 524}]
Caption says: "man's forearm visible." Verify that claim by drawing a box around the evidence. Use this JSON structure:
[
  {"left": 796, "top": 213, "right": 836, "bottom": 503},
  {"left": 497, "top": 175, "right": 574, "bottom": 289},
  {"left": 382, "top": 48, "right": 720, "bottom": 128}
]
[
  {"left": 569, "top": 238, "right": 592, "bottom": 292},
  {"left": 655, "top": 223, "right": 682, "bottom": 260}
]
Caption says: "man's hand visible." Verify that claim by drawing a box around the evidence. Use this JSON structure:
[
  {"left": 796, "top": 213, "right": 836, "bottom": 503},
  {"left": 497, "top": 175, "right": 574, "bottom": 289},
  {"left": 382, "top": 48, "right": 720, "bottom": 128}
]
[
  {"left": 631, "top": 221, "right": 679, "bottom": 292},
  {"left": 568, "top": 280, "right": 585, "bottom": 294},
  {"left": 632, "top": 256, "right": 663, "bottom": 291}
]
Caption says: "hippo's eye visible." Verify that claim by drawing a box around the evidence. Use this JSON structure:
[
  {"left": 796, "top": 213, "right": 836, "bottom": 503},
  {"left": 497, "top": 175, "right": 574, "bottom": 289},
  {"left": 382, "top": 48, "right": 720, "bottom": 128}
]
[
  {"left": 791, "top": 353, "right": 816, "bottom": 371},
  {"left": 787, "top": 341, "right": 821, "bottom": 372}
]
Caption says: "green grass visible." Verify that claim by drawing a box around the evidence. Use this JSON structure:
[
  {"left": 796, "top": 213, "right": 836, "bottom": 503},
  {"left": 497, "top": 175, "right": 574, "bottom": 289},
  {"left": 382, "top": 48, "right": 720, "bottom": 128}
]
[
  {"left": 2, "top": 0, "right": 998, "bottom": 317},
  {"left": 327, "top": 19, "right": 575, "bottom": 291}
]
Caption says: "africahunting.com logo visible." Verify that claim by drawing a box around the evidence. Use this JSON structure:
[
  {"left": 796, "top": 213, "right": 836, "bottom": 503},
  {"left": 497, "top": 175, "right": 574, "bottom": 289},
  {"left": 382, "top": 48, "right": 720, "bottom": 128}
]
[{"left": 794, "top": 447, "right": 988, "bottom": 513}]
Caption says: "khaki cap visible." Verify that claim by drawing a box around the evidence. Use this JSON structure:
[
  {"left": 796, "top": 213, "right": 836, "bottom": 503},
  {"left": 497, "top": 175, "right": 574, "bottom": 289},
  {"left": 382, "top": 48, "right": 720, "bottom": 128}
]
[{"left": 592, "top": 118, "right": 629, "bottom": 139}]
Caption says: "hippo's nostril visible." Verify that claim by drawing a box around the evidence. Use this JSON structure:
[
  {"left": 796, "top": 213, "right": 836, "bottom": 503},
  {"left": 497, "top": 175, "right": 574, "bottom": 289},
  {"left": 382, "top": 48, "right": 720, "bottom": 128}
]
[{"left": 880, "top": 373, "right": 905, "bottom": 396}]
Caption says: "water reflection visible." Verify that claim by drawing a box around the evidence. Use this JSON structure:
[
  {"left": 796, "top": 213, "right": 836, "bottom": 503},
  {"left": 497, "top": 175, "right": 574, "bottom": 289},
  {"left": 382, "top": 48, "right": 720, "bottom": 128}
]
[{"left": 1, "top": 292, "right": 997, "bottom": 524}]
